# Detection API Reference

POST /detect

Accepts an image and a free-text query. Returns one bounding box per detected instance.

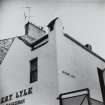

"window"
[30,57,38,83]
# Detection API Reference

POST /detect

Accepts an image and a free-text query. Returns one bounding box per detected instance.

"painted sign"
[62,70,76,79]
[0,87,32,105]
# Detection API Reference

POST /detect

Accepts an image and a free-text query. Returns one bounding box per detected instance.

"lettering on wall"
[0,87,33,105]
[62,70,76,78]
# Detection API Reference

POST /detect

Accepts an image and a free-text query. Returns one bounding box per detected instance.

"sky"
[0,0,105,58]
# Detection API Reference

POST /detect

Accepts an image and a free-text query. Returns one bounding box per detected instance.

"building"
[0,18,105,105]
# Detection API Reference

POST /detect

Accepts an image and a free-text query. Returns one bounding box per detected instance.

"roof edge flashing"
[64,33,105,63]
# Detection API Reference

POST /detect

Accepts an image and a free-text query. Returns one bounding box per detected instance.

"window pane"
[30,57,38,83]
[30,71,37,83]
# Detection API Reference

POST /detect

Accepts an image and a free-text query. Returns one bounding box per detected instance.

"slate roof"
[18,35,36,47]
[0,34,47,64]
[0,38,15,64]
[0,22,45,65]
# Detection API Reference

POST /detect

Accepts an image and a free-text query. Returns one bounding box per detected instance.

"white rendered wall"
[54,18,105,102]
[30,29,59,105]
[0,31,59,105]
[0,38,31,97]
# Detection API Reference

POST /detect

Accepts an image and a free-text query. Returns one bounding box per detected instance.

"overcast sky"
[0,0,105,58]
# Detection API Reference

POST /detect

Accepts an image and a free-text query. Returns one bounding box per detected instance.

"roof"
[0,38,15,64]
[25,22,46,35]
[0,33,48,65]
[0,35,36,64]
[0,22,47,65]
[64,33,105,63]
[0,33,105,65]
[47,17,105,62]
[0,18,105,65]
[18,35,36,47]
[19,34,48,48]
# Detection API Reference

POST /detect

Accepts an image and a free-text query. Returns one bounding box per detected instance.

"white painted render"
[0,24,59,105]
[0,18,105,105]
[54,18,105,102]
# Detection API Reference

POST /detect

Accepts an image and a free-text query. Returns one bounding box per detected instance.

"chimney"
[85,44,92,51]
[47,17,59,31]
[24,22,46,39]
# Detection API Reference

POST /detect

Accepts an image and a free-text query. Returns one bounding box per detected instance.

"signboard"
[0,87,32,105]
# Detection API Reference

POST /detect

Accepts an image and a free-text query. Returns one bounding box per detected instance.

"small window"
[30,57,38,83]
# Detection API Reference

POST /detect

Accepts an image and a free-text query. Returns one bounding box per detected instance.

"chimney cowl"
[85,44,92,51]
